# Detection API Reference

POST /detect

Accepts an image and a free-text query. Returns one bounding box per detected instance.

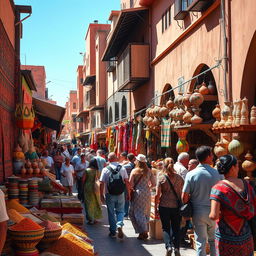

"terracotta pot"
[38,160,44,169]
[27,168,33,175]
[207,80,216,95]
[153,106,161,117]
[191,113,203,124]
[159,106,169,117]
[34,168,40,175]
[183,110,193,124]
[240,97,249,125]
[174,93,183,107]
[152,117,161,127]
[199,82,209,95]
[250,106,256,125]
[212,104,221,120]
[176,139,189,154]
[148,107,154,117]
[143,116,148,125]
[214,142,228,157]
[189,89,204,107]
[147,117,154,126]
[232,101,237,127]
[228,137,244,157]
[176,108,186,122]
[21,167,26,175]
[242,151,256,178]
[166,99,175,110]
[31,161,38,169]
[183,92,192,108]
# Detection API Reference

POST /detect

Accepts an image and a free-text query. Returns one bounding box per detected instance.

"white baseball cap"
[136,154,147,163]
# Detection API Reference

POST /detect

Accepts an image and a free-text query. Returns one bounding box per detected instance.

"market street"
[85,205,197,256]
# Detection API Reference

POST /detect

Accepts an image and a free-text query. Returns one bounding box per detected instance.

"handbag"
[130,174,143,201]
[164,175,193,218]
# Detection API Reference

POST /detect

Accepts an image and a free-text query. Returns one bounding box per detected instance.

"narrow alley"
[85,206,197,256]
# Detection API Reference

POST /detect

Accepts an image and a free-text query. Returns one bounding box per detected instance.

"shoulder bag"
[130,174,143,201]
[164,175,193,218]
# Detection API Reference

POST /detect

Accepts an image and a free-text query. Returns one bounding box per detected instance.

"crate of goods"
[149,195,162,239]
[40,198,61,213]
[28,179,39,206]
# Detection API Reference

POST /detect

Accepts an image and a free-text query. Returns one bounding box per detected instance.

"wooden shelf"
[212,125,256,134]
[172,123,213,131]
[203,95,218,101]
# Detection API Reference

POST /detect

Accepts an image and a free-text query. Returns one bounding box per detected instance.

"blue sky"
[15,0,120,106]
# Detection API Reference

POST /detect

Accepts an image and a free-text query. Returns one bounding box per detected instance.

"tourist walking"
[53,150,64,180]
[75,154,88,200]
[71,147,81,166]
[129,154,156,240]
[209,154,256,256]
[123,153,136,218]
[95,149,107,172]
[188,159,199,172]
[82,158,102,224]
[155,157,184,256]
[182,146,221,256]
[174,152,189,180]
[60,157,74,196]
[99,152,130,238]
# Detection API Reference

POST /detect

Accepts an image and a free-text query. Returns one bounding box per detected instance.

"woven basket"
[8,228,45,249]
[38,228,62,250]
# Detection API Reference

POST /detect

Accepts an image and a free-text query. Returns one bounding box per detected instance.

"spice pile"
[6,199,30,213]
[46,233,94,256]
[40,220,60,231]
[9,217,43,231]
[7,209,25,223]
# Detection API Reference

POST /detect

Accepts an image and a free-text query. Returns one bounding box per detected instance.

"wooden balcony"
[187,0,214,12]
[117,43,150,92]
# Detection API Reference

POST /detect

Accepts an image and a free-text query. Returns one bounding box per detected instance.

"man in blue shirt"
[182,146,221,256]
[95,149,107,172]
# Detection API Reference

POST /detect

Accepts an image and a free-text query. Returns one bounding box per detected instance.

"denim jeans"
[105,193,125,234]
[159,206,181,249]
[124,188,129,217]
[55,166,61,180]
[192,212,216,256]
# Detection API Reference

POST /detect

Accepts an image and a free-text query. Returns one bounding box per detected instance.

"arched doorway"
[109,106,113,124]
[121,96,127,119]
[160,83,175,105]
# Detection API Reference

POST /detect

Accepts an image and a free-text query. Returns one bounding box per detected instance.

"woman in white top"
[61,157,74,196]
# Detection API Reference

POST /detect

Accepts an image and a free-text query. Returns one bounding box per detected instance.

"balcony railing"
[187,0,214,12]
[117,43,150,92]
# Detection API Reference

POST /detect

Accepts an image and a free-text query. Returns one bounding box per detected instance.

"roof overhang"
[32,97,66,133]
[21,70,37,91]
[90,105,104,111]
[102,7,148,61]
[83,75,96,86]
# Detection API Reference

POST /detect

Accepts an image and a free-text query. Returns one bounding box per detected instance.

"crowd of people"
[0,142,256,256]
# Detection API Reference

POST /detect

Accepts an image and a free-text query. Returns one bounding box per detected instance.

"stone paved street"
[84,205,197,256]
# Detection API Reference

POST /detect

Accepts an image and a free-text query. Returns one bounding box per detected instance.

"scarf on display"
[132,122,137,154]
[135,121,143,154]
[128,121,133,153]
[123,123,129,153]
[161,117,171,148]
[108,127,115,153]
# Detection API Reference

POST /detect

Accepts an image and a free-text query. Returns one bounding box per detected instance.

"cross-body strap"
[164,174,180,202]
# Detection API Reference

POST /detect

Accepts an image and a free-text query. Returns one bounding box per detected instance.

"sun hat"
[136,154,147,163]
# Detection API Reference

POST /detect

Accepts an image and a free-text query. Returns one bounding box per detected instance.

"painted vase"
[159,106,169,117]
[176,139,189,154]
[191,113,203,124]
[250,105,256,125]
[222,102,232,128]
[214,142,228,158]
[212,104,221,120]
[240,97,249,125]
[242,151,256,178]
[183,92,192,108]
[183,109,193,124]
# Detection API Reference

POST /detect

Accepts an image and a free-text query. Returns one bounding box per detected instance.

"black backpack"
[107,165,126,195]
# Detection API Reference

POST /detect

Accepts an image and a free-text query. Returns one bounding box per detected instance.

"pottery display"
[207,80,216,95]
[25,160,31,169]
[250,106,256,125]
[235,99,242,127]
[199,82,209,95]
[34,168,40,175]
[21,167,26,175]
[13,160,24,175]
[214,141,228,157]
[212,104,221,120]
[183,109,193,124]
[221,102,232,128]
[240,97,249,125]
[191,113,203,124]
[27,168,33,175]
[228,137,244,157]
[159,106,169,117]
[152,117,161,127]
[174,93,183,107]
[232,101,237,127]
[189,89,204,107]
[242,151,256,178]
[183,92,192,108]
[166,99,174,110]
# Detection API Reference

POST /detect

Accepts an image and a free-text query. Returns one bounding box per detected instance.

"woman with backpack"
[82,158,102,225]
[129,154,156,240]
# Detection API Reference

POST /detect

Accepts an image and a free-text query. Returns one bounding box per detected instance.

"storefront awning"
[32,97,66,133]
[83,75,96,85]
[102,7,148,61]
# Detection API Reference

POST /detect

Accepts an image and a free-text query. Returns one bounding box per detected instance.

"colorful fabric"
[132,122,137,153]
[108,128,115,153]
[129,171,155,233]
[161,118,171,148]
[83,168,102,221]
[210,180,256,256]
